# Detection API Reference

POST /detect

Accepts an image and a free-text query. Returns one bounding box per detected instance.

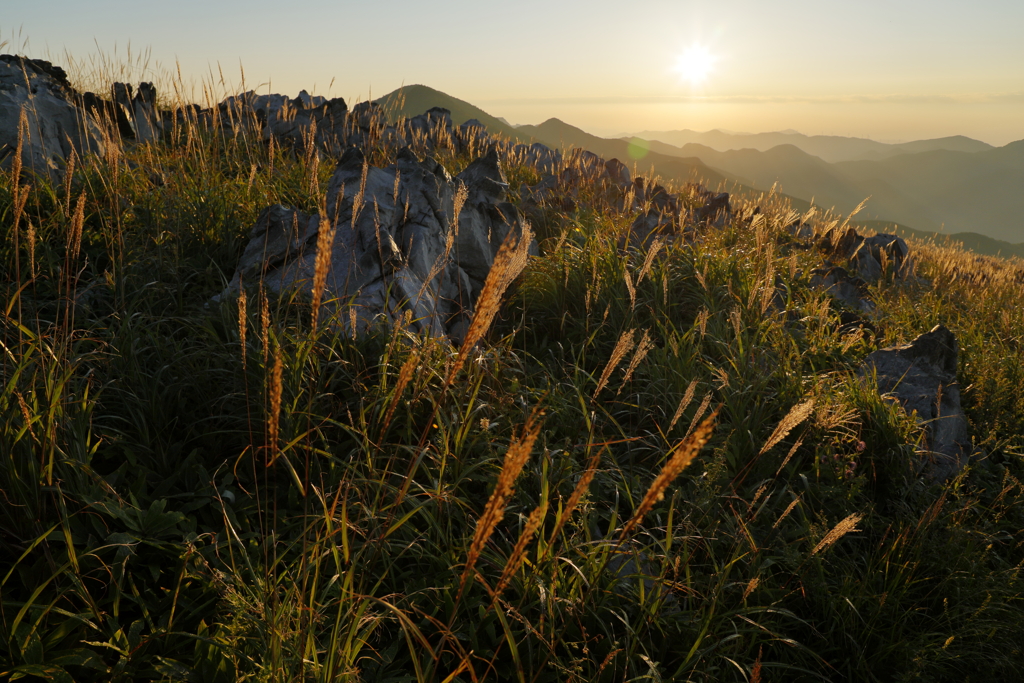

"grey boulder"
[217,146,536,339]
[0,55,106,181]
[859,324,972,480]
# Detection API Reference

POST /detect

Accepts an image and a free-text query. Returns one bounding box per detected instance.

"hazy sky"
[6,0,1024,144]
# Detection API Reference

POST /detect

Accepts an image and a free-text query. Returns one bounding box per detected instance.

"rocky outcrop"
[819,226,913,283]
[809,266,874,313]
[859,324,972,480]
[216,146,536,340]
[688,187,731,227]
[217,90,351,153]
[0,54,107,181]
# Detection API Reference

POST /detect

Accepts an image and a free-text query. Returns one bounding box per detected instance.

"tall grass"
[0,52,1023,683]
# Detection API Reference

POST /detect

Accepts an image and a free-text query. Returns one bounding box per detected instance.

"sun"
[673,45,717,85]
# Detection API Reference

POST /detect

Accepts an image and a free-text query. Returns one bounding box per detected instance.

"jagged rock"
[217,146,536,338]
[604,158,632,188]
[836,309,877,336]
[406,107,452,141]
[859,325,972,480]
[0,54,107,181]
[520,142,562,174]
[621,209,677,250]
[692,190,731,227]
[786,220,816,241]
[457,119,490,153]
[219,90,350,152]
[851,233,912,281]
[809,265,874,313]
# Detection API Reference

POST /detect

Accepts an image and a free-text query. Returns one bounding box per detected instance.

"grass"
[1,54,1024,682]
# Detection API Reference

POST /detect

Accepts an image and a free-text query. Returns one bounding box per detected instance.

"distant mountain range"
[629,129,994,163]
[376,85,1024,253]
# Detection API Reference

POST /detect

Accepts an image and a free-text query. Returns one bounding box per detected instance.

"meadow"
[2,56,1024,682]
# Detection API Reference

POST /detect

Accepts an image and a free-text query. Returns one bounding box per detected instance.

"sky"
[5,0,1024,145]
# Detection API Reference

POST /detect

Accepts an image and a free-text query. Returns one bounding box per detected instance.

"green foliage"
[2,84,1023,683]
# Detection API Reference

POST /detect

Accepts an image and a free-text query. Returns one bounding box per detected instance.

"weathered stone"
[693,191,731,227]
[217,146,536,339]
[622,210,676,250]
[852,233,912,280]
[809,265,874,313]
[852,249,883,281]
[604,158,632,188]
[859,325,972,480]
[0,54,106,181]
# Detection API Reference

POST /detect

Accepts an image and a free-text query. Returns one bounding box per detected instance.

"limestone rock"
[0,54,106,181]
[859,325,972,480]
[809,266,874,313]
[851,233,912,281]
[692,190,731,227]
[217,146,536,339]
[603,158,632,188]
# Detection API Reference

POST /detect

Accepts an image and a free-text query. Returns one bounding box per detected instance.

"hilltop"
[2,55,1024,682]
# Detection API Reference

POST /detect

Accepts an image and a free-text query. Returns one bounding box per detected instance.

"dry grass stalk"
[838,197,870,233]
[730,307,743,339]
[69,194,86,263]
[15,391,34,443]
[623,268,636,309]
[260,289,270,365]
[773,496,801,529]
[775,435,805,476]
[547,451,601,545]
[811,512,863,555]
[695,266,707,291]
[267,346,284,466]
[760,399,815,455]
[593,329,635,399]
[620,408,719,539]
[310,213,337,335]
[237,282,247,369]
[416,182,467,301]
[742,576,760,600]
[26,221,36,281]
[618,329,653,393]
[382,348,420,433]
[11,108,25,187]
[668,379,698,432]
[636,237,664,285]
[759,264,778,315]
[267,134,275,178]
[696,308,709,339]
[459,409,543,594]
[11,112,28,277]
[445,224,533,386]
[686,392,713,437]
[63,149,77,218]
[490,498,548,606]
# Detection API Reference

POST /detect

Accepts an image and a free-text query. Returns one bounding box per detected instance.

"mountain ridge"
[374,84,1024,248]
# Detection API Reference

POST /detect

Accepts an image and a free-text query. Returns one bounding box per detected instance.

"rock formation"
[216,146,536,340]
[809,265,874,313]
[859,324,972,480]
[0,55,106,181]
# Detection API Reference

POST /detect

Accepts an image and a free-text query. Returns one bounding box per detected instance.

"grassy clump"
[1,65,1024,683]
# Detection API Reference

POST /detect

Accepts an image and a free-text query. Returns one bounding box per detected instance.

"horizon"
[6,0,1024,147]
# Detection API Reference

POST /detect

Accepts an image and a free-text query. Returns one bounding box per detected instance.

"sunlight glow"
[673,45,717,85]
